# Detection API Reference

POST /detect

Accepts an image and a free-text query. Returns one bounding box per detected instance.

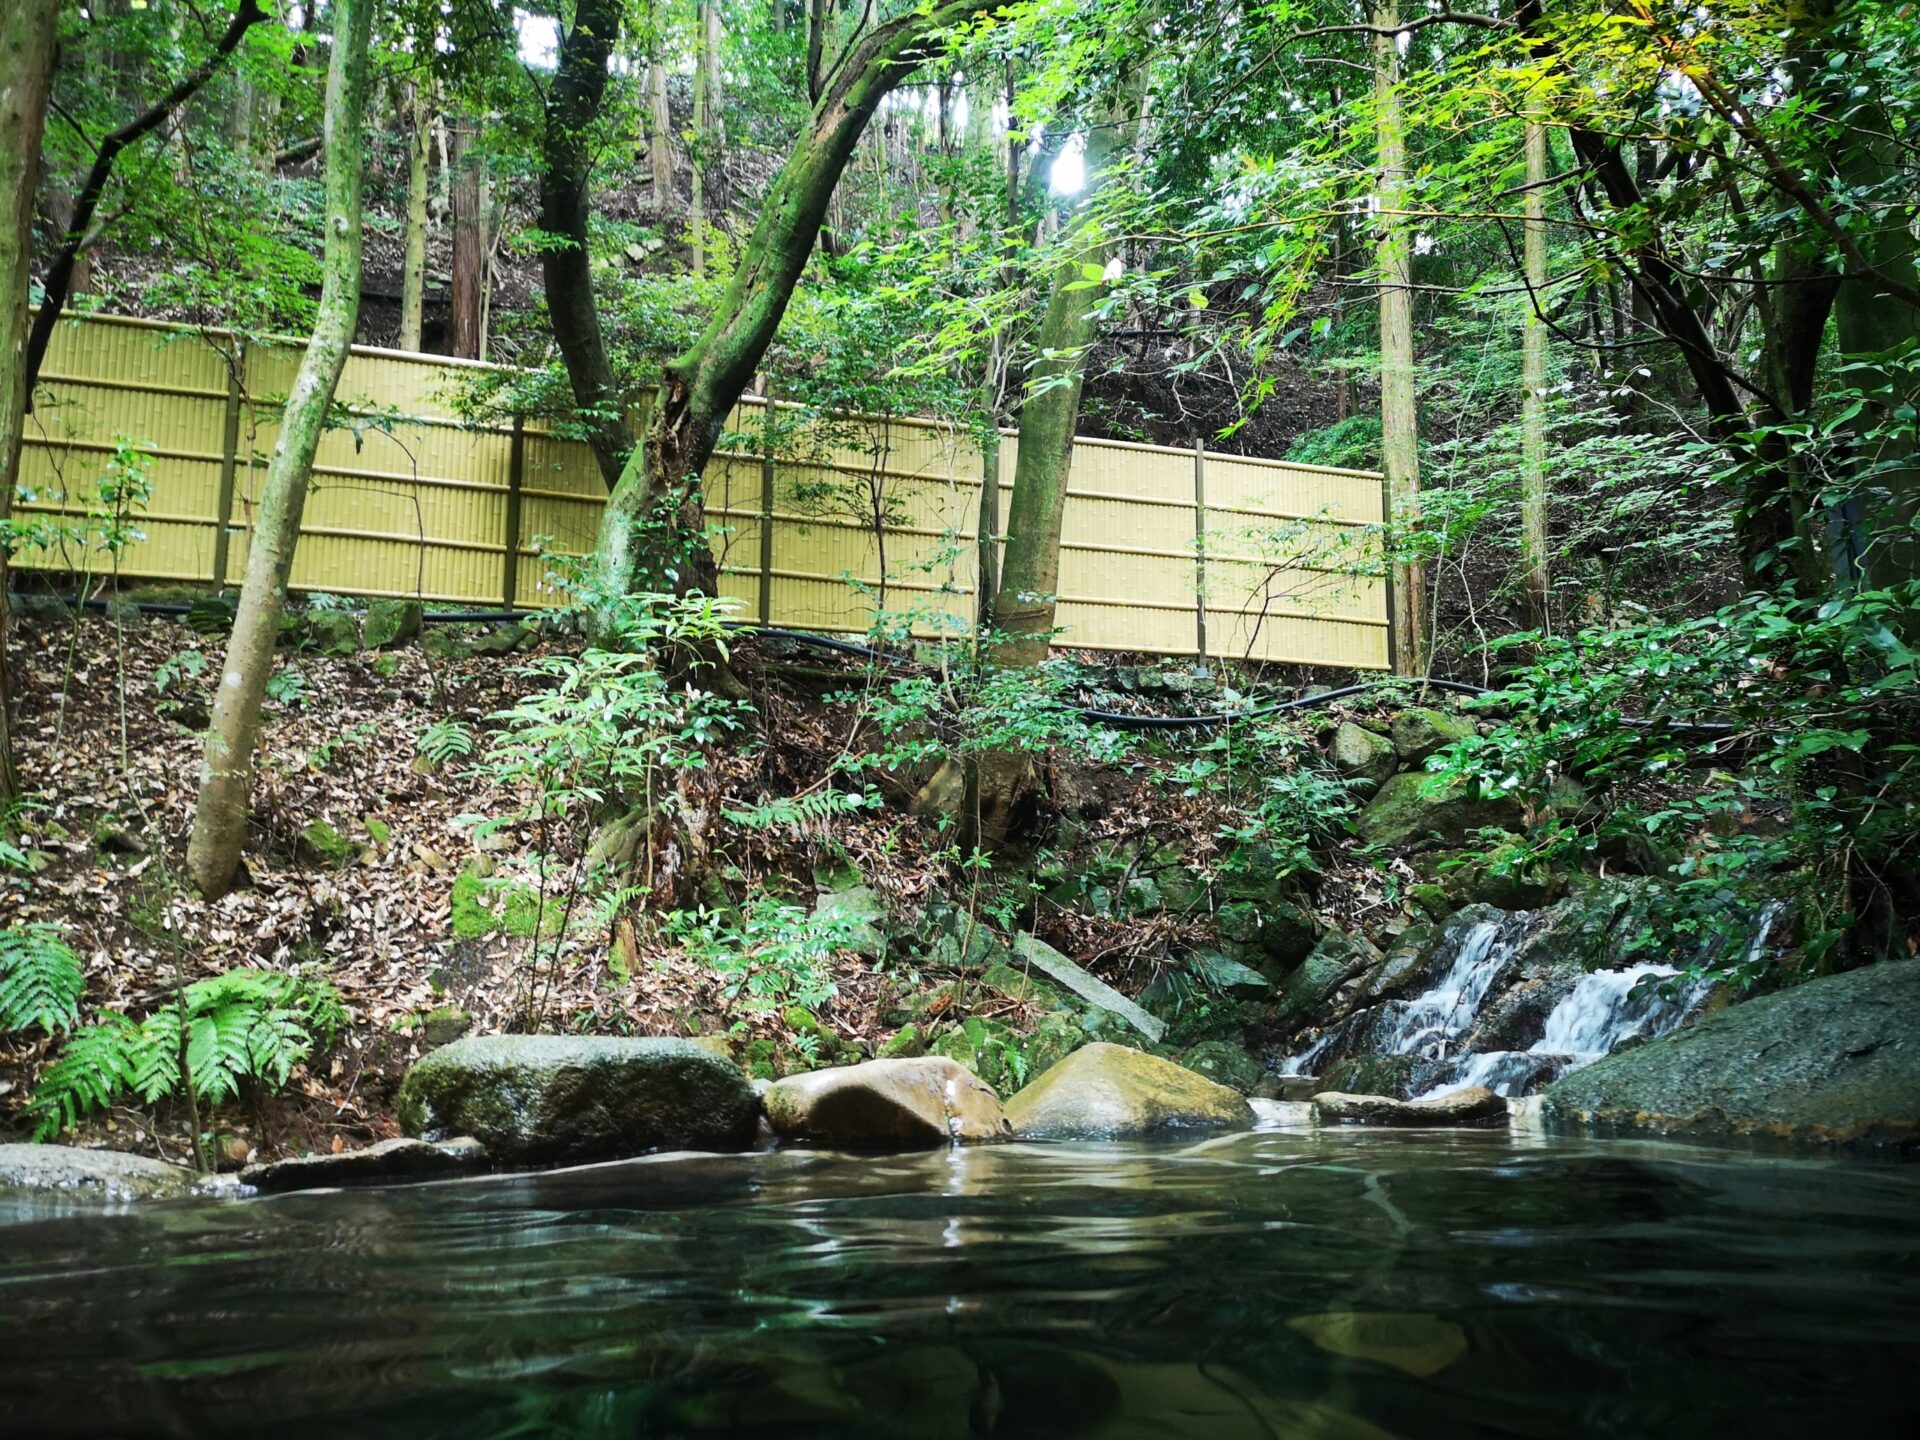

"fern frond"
[28,1015,139,1139]
[0,923,86,1036]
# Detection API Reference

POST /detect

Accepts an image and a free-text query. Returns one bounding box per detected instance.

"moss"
[449,871,549,939]
[297,820,354,869]
[876,1023,925,1060]
[362,816,392,849]
[371,653,402,679]
[362,598,423,649]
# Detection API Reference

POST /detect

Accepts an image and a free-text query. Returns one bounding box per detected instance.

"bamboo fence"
[15,311,1391,668]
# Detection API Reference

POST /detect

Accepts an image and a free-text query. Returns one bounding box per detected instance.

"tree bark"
[0,0,62,806]
[187,0,372,900]
[1519,115,1551,631]
[1375,0,1428,674]
[447,118,485,360]
[595,0,996,603]
[991,76,1147,667]
[539,0,626,484]
[398,79,431,352]
[647,59,674,207]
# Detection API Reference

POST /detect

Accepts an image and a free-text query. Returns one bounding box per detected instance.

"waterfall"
[1421,962,1706,1099]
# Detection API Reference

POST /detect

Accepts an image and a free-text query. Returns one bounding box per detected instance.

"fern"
[722,788,878,832]
[0,923,86,1037]
[416,717,479,768]
[28,969,345,1140]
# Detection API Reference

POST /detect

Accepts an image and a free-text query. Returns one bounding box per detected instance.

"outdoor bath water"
[2,1120,1915,1438]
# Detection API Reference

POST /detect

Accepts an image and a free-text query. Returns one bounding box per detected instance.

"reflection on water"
[2,1129,1915,1438]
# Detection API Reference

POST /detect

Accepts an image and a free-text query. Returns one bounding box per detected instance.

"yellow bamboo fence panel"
[16,312,1389,668]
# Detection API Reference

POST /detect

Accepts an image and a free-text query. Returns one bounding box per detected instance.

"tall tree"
[594,0,997,604]
[188,0,374,899]
[1519,113,1550,630]
[0,0,63,806]
[398,77,432,352]
[448,117,486,360]
[991,73,1148,667]
[1374,0,1427,675]
[539,0,626,483]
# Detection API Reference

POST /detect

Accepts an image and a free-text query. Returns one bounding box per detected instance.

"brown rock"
[1312,1087,1508,1127]
[763,1057,1012,1150]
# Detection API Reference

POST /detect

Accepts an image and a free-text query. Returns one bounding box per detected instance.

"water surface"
[3,1124,1915,1437]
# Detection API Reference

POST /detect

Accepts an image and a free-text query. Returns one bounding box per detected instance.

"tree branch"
[25,0,269,404]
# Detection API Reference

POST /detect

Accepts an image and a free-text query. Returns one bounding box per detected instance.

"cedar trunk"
[1375,0,1428,675]
[0,0,62,805]
[398,79,431,352]
[187,0,373,899]
[1519,117,1551,630]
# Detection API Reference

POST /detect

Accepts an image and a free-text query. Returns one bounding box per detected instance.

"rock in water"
[1312,1087,1507,1127]
[763,1057,1012,1149]
[397,1035,760,1164]
[0,1144,196,1201]
[240,1137,488,1194]
[1543,959,1920,1154]
[1005,1042,1255,1140]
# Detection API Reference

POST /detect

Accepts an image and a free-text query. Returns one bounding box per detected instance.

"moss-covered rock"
[419,1005,472,1047]
[1004,1042,1255,1140]
[1543,958,1920,1154]
[763,1057,1012,1149]
[301,610,362,656]
[1179,1039,1267,1095]
[1184,949,1272,1000]
[1276,930,1384,1022]
[1355,772,1524,849]
[1314,1054,1419,1099]
[1313,1086,1506,1127]
[362,598,423,649]
[1389,707,1477,766]
[1329,721,1398,798]
[876,1024,926,1060]
[240,1137,487,1194]
[396,1034,760,1164]
[449,872,548,939]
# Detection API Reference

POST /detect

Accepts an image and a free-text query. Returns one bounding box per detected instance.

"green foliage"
[721,789,880,834]
[30,969,346,1140]
[152,649,209,696]
[1428,580,1920,980]
[265,664,311,706]
[666,895,854,1015]
[416,717,480,768]
[0,924,87,1038]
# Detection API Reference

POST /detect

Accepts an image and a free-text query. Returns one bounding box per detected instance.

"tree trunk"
[447,118,485,361]
[1519,115,1551,631]
[187,0,372,900]
[647,59,674,207]
[595,1,996,603]
[398,79,431,352]
[691,2,723,278]
[539,0,627,485]
[0,0,62,807]
[1375,0,1427,675]
[991,75,1146,668]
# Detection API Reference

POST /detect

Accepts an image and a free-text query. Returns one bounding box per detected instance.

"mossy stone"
[362,598,423,649]
[297,819,354,869]
[1388,707,1477,766]
[449,872,548,939]
[419,1005,473,1047]
[1179,1039,1267,1095]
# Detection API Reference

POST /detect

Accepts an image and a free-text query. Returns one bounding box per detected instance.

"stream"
[3,1121,1915,1437]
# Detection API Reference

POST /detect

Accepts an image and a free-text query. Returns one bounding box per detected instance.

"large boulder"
[1543,959,1920,1154]
[1388,707,1477,766]
[1313,1054,1420,1099]
[1005,1042,1255,1140]
[1313,1087,1507,1127]
[0,1144,196,1201]
[1329,722,1398,798]
[397,1035,760,1165]
[763,1057,1011,1149]
[1355,772,1523,849]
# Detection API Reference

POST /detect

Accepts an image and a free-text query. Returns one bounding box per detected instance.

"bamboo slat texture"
[16,312,1390,668]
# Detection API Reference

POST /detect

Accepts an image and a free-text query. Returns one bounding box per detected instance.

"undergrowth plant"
[665,895,858,1015]
[29,969,346,1147]
[0,923,87,1038]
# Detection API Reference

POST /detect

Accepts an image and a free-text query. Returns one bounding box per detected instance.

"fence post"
[502,419,525,609]
[210,339,245,591]
[758,389,777,626]
[1192,436,1209,662]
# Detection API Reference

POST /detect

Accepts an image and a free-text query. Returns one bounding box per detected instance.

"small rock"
[813,880,887,960]
[1313,1054,1420,1099]
[240,1137,488,1194]
[1355,772,1524,849]
[1013,932,1165,1043]
[763,1058,1012,1149]
[0,1144,196,1201]
[1005,1042,1254,1140]
[1179,1039,1267,1095]
[419,1005,472,1047]
[876,1024,926,1060]
[473,622,532,657]
[1312,1087,1507,1126]
[297,819,354,868]
[1276,931,1383,1022]
[1184,949,1272,1000]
